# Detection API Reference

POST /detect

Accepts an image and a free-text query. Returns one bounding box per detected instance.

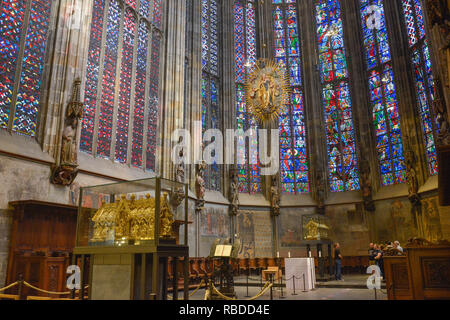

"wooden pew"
[384,255,413,300]
[248,258,258,275]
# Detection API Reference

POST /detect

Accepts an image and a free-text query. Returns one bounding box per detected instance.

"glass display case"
[302,214,331,241]
[75,177,188,248]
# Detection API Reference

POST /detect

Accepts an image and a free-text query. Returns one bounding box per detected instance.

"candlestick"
[277,251,280,258]
[288,252,291,258]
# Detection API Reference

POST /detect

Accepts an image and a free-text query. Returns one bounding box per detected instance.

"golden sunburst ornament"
[245,59,291,125]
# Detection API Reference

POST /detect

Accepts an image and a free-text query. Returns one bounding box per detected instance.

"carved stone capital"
[50,164,79,186]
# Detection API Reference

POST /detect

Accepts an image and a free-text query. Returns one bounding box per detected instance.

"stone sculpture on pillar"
[360,159,375,212]
[315,172,326,215]
[270,176,280,217]
[229,165,239,217]
[433,86,450,146]
[195,161,207,213]
[51,79,83,186]
[424,0,450,136]
[405,147,420,205]
[171,146,186,209]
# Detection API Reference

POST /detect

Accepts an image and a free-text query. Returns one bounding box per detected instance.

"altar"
[285,258,316,292]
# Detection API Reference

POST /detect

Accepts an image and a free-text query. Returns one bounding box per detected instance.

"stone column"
[187,0,202,189]
[301,0,329,205]
[385,1,430,186]
[42,0,94,162]
[343,0,379,203]
[159,0,186,179]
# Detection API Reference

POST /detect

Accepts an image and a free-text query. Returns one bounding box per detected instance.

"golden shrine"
[73,177,190,300]
[91,192,174,245]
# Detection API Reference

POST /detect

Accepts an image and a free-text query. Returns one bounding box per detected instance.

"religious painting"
[326,204,370,256]
[373,198,416,245]
[198,205,230,257]
[389,199,416,243]
[200,207,229,238]
[278,208,314,248]
[422,197,443,242]
[236,210,255,258]
[252,211,273,257]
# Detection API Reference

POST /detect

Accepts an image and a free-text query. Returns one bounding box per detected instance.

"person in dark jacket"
[334,243,343,281]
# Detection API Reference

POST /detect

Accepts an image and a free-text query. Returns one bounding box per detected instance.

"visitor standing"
[394,241,403,253]
[334,243,343,281]
[368,243,376,266]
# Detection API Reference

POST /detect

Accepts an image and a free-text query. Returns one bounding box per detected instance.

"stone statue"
[425,0,450,140]
[51,79,83,186]
[434,91,450,145]
[270,176,280,216]
[229,166,239,216]
[175,147,185,184]
[195,161,206,200]
[405,148,420,205]
[360,159,375,211]
[171,146,186,209]
[195,161,206,214]
[316,172,326,214]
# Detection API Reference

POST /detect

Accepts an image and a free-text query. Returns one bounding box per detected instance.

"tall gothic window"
[80,0,163,171]
[315,0,360,192]
[273,0,310,194]
[360,0,406,186]
[202,0,222,191]
[234,0,261,194]
[401,0,438,175]
[0,0,54,137]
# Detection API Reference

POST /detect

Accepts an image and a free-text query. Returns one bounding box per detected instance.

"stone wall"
[0,209,12,287]
[0,153,113,286]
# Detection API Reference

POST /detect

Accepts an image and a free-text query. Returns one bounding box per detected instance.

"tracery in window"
[273,0,310,194]
[80,0,163,171]
[202,0,222,191]
[234,0,261,194]
[315,0,360,192]
[0,0,54,137]
[401,0,438,175]
[360,0,406,186]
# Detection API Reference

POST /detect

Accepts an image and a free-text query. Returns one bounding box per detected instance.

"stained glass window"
[315,0,360,192]
[273,0,309,194]
[81,0,163,171]
[115,9,136,164]
[202,0,222,191]
[0,0,54,137]
[97,0,121,158]
[360,0,406,186]
[234,0,261,194]
[401,0,438,175]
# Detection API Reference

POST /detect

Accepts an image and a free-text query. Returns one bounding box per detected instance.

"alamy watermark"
[171,122,280,176]
[365,5,383,31]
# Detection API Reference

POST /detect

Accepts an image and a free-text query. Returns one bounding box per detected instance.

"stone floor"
[173,274,388,300]
[181,286,387,300]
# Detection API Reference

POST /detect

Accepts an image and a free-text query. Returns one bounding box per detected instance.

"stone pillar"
[187,0,202,189]
[343,0,379,202]
[160,0,186,179]
[301,0,329,204]
[385,1,432,185]
[223,0,237,203]
[42,0,94,161]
